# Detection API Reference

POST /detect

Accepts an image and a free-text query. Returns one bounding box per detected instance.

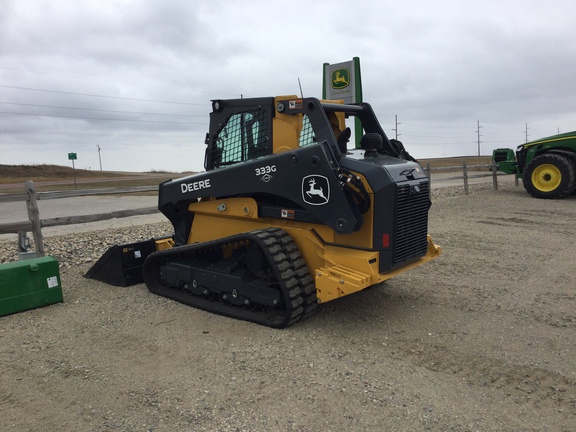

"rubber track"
[142,228,317,328]
[268,228,318,319]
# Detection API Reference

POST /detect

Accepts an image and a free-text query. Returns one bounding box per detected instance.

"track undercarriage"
[143,228,317,328]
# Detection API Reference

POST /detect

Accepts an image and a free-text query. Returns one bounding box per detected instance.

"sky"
[1,0,575,173]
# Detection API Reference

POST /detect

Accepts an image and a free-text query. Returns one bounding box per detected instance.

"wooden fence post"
[463,162,469,195]
[24,180,45,257]
[492,161,499,190]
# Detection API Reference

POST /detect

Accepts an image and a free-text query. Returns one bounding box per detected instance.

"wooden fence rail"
[424,161,517,195]
[0,181,159,257]
[0,164,517,257]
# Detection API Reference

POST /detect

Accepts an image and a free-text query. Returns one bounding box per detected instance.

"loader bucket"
[84,239,157,287]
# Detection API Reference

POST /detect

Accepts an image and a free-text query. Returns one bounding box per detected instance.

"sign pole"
[352,57,363,147]
[72,159,77,189]
[68,152,78,189]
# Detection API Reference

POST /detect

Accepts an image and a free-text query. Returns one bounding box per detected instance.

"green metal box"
[0,256,63,317]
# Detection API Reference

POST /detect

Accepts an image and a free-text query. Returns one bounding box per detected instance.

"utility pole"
[97,144,102,171]
[475,120,482,156]
[392,115,401,140]
[525,123,529,143]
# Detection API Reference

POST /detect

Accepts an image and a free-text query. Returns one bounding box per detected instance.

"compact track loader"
[87,95,441,328]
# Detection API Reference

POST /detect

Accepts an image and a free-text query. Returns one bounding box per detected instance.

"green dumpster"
[0,256,63,316]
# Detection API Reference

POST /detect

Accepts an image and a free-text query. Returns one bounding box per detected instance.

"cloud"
[1,0,575,171]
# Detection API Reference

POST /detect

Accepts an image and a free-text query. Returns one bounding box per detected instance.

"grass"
[0,164,192,194]
[0,164,124,182]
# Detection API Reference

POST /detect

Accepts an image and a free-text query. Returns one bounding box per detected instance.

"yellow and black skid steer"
[86,95,441,328]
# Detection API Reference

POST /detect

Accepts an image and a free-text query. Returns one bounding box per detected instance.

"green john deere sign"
[323,57,363,147]
[322,57,361,104]
[331,68,350,89]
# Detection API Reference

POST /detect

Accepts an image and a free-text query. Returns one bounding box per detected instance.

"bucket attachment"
[85,239,157,287]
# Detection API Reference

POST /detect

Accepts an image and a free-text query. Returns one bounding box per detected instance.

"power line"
[0,111,206,124]
[0,101,205,117]
[401,121,475,130]
[0,128,201,137]
[0,84,209,106]
[0,65,238,97]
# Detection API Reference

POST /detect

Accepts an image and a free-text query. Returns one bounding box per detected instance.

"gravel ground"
[1,181,575,431]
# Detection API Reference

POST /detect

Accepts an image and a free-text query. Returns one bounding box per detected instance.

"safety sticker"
[47,276,59,289]
[281,209,295,219]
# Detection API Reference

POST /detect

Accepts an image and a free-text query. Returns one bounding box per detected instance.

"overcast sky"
[1,0,575,172]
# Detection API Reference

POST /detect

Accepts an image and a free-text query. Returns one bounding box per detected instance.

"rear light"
[382,233,390,248]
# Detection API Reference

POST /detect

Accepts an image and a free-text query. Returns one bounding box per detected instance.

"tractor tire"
[522,153,576,199]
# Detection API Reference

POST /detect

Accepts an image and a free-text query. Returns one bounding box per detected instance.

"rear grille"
[394,181,430,264]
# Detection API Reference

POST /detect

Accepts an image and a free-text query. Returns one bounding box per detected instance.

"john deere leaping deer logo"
[302,175,330,205]
[331,68,350,89]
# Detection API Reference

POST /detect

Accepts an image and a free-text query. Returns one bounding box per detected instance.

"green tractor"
[493,131,576,199]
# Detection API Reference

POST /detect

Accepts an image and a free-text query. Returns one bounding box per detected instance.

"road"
[0,195,164,241]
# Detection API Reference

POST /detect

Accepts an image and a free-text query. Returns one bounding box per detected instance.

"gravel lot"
[1,181,575,431]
